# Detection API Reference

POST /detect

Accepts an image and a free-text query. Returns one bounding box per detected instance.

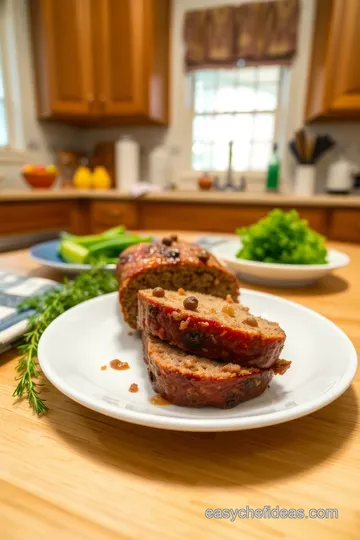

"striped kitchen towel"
[0,271,57,354]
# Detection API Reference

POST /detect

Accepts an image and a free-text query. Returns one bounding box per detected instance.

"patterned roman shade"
[184,0,299,71]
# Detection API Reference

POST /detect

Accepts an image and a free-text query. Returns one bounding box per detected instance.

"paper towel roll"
[115,136,140,191]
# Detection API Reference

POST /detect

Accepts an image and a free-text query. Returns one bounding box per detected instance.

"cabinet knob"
[87,94,95,103]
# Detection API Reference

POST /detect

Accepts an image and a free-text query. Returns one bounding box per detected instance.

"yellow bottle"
[92,166,111,190]
[73,165,92,190]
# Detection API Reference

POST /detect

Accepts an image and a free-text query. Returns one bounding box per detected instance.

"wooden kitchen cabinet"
[0,201,80,236]
[90,201,138,233]
[138,203,328,235]
[30,0,95,118]
[306,0,360,122]
[30,0,170,125]
[95,0,170,123]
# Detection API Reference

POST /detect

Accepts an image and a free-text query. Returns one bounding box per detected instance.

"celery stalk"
[59,240,89,264]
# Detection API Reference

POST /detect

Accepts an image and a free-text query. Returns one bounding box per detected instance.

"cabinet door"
[31,0,95,117]
[96,0,148,117]
[326,0,360,113]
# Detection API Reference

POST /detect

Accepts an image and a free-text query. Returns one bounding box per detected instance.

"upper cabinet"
[305,0,360,122]
[30,0,170,125]
[30,0,94,117]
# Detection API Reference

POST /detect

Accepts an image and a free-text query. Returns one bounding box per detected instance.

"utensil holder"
[294,165,316,196]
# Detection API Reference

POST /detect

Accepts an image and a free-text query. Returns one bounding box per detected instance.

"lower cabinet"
[0,201,78,235]
[90,201,138,232]
[1,198,360,243]
[137,203,328,235]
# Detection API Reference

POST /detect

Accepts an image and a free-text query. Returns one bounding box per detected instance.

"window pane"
[212,143,230,171]
[233,114,254,142]
[238,67,257,84]
[214,70,238,113]
[250,142,272,170]
[253,114,275,141]
[233,142,251,171]
[193,115,214,142]
[212,114,234,143]
[0,64,4,99]
[256,82,278,111]
[195,70,217,88]
[0,101,8,146]
[194,88,217,113]
[194,71,217,113]
[192,141,212,171]
[236,85,257,112]
[0,43,8,146]
[258,66,281,83]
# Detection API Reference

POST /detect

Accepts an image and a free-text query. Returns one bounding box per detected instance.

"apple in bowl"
[22,164,58,189]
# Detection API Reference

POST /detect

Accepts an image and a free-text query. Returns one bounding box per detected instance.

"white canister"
[115,136,140,192]
[294,165,316,196]
[149,146,169,189]
[326,158,354,194]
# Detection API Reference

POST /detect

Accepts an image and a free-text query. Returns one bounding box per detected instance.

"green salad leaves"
[236,209,328,265]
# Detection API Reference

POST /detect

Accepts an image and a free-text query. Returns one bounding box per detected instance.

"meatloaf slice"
[117,239,240,329]
[138,289,286,368]
[143,333,291,408]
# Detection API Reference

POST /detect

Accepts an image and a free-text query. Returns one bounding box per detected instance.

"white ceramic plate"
[37,290,357,432]
[211,239,350,287]
[29,240,115,275]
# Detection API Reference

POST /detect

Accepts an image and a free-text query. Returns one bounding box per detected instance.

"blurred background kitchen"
[1,0,360,243]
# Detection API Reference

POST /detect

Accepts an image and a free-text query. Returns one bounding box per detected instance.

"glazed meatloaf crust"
[138,289,286,368]
[143,333,291,408]
[117,238,240,329]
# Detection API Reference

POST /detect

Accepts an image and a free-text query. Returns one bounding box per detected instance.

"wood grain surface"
[0,234,359,540]
[2,189,360,207]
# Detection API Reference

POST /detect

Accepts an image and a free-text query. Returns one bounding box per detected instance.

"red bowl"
[22,172,58,189]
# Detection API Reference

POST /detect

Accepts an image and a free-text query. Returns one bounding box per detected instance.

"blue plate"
[29,240,116,274]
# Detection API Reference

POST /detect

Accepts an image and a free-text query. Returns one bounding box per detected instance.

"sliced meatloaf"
[117,238,240,329]
[143,333,291,408]
[138,289,286,368]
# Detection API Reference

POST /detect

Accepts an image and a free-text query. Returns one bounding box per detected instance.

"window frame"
[0,0,28,164]
[190,66,286,174]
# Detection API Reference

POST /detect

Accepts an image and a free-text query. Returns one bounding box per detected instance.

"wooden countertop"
[1,236,359,540]
[2,188,360,207]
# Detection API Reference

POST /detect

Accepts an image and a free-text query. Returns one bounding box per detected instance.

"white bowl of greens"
[210,210,350,287]
[30,226,152,274]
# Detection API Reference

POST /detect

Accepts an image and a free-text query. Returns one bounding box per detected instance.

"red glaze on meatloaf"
[117,239,240,329]
[138,289,286,368]
[143,333,291,408]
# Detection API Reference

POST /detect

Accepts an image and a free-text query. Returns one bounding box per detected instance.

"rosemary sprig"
[13,268,118,415]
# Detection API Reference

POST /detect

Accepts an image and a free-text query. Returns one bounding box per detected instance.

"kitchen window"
[0,0,28,162]
[0,36,8,147]
[192,66,285,172]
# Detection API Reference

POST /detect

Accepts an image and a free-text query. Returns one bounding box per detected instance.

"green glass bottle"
[266,143,280,192]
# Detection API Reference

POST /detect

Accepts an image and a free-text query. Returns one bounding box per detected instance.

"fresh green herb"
[236,209,328,265]
[13,268,118,415]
